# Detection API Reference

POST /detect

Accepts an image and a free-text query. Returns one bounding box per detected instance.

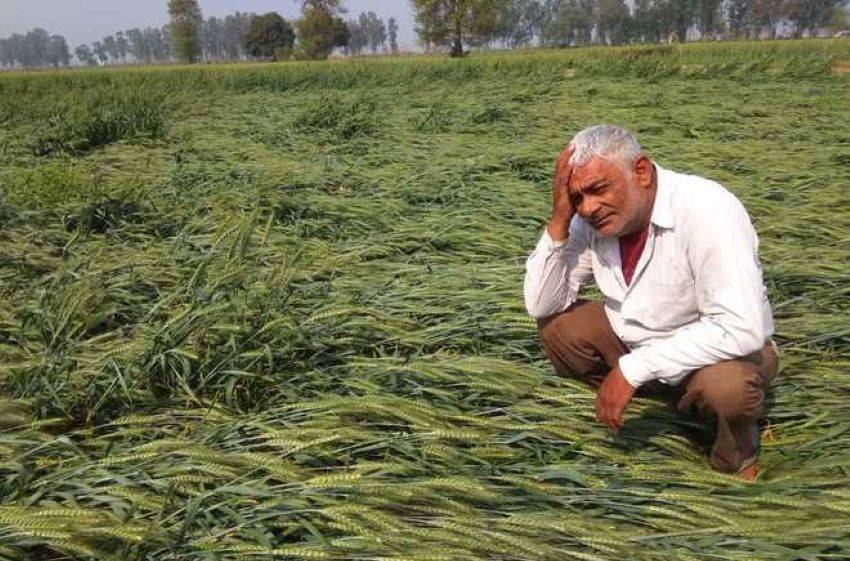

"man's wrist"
[547,215,572,242]
[618,353,655,388]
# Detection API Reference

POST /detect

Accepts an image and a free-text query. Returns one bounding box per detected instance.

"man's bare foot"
[737,461,759,482]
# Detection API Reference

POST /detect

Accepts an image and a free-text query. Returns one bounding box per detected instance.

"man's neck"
[641,164,659,229]
[623,164,658,238]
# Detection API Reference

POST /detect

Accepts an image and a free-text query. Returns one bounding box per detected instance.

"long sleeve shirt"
[523,163,774,388]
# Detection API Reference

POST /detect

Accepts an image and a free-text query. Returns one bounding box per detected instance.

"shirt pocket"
[632,266,699,332]
[591,249,623,301]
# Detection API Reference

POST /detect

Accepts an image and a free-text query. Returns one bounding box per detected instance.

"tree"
[157,26,173,61]
[5,35,25,67]
[596,0,632,44]
[632,0,661,42]
[347,16,369,55]
[74,44,97,65]
[541,0,595,47]
[25,28,52,67]
[93,41,108,65]
[410,0,500,56]
[726,0,753,38]
[784,0,844,37]
[388,17,400,53]
[116,31,129,62]
[296,0,349,59]
[696,0,724,38]
[492,0,544,48]
[6,34,26,67]
[125,28,147,62]
[660,0,698,41]
[0,39,12,67]
[245,12,295,60]
[115,31,130,63]
[103,34,119,62]
[365,12,388,53]
[47,35,70,67]
[222,13,253,60]
[301,0,343,10]
[358,12,371,49]
[168,0,203,63]
[0,29,70,68]
[829,0,850,31]
[751,0,782,38]
[202,17,224,61]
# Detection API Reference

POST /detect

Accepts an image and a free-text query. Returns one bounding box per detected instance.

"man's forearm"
[547,213,572,242]
[618,313,765,388]
[523,226,592,319]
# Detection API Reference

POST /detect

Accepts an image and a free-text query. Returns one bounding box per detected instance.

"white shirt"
[523,163,774,388]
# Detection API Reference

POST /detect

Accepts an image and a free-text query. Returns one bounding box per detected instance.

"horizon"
[0,1,419,52]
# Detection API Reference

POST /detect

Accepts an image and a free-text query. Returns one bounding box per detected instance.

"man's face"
[568,155,650,238]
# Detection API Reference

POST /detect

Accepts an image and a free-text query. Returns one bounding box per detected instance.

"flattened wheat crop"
[1,40,849,561]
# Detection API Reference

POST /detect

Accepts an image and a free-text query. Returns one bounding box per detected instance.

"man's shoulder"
[660,165,750,227]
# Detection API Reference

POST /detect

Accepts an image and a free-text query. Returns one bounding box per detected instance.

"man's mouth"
[591,215,613,229]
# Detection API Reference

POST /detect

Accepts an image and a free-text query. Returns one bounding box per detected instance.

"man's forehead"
[569,158,617,191]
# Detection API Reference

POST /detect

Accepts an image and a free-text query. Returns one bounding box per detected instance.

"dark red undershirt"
[619,226,650,286]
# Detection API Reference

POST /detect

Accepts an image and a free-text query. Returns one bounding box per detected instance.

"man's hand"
[547,146,575,242]
[596,366,635,433]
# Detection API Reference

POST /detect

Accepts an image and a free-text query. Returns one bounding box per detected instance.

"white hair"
[569,125,643,169]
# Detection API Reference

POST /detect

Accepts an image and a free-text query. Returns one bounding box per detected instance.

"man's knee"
[686,361,764,421]
[536,313,575,350]
[535,301,597,355]
[534,300,623,381]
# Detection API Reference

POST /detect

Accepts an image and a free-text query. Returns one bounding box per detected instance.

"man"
[524,124,778,480]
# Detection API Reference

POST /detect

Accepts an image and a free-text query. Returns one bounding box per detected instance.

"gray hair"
[569,125,643,169]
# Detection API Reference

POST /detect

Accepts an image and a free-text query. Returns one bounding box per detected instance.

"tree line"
[2,0,848,69]
[68,10,286,66]
[1,1,397,68]
[0,29,70,69]
[345,12,400,56]
[165,0,348,63]
[80,1,398,64]
[412,0,850,55]
[73,27,172,66]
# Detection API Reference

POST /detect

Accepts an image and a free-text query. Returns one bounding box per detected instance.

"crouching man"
[524,125,778,480]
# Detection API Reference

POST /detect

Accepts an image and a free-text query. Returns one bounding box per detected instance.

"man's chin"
[592,223,623,238]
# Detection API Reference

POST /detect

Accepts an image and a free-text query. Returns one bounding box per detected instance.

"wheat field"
[1,40,850,560]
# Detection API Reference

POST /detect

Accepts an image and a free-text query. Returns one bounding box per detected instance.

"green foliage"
[244,12,295,60]
[296,2,349,60]
[0,28,71,69]
[64,198,144,234]
[1,163,101,209]
[411,0,501,56]
[29,90,167,156]
[0,41,850,560]
[294,94,381,140]
[168,0,203,63]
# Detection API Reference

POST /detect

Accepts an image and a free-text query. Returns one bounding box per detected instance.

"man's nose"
[577,198,600,218]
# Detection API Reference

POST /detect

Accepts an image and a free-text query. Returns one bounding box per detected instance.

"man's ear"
[633,155,653,189]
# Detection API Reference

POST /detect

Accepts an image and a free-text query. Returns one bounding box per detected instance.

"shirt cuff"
[542,228,568,250]
[618,351,657,388]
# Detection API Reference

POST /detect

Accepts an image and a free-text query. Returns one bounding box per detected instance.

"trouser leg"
[536,303,780,473]
[536,300,628,387]
[676,343,779,473]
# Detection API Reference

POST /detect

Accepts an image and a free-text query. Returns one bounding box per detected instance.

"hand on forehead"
[568,155,622,193]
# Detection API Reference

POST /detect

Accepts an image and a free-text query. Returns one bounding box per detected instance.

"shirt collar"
[649,163,674,229]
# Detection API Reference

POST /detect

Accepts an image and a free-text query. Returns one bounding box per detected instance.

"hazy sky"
[0,1,418,50]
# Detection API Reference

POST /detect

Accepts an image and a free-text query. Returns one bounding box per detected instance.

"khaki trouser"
[536,300,779,474]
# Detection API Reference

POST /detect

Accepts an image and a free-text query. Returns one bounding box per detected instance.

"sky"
[0,1,418,51]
